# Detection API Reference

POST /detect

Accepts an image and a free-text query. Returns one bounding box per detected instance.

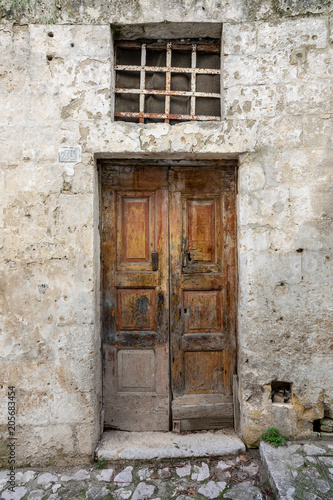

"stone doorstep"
[95,430,246,461]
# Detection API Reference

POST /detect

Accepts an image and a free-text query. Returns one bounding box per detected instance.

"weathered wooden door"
[101,162,236,432]
[101,165,169,431]
[169,166,237,432]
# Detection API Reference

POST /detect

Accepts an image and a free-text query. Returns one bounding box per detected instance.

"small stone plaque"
[58,147,81,163]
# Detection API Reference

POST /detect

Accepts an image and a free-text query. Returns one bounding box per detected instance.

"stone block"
[292,220,333,251]
[257,116,303,148]
[271,404,296,438]
[277,81,333,115]
[257,17,328,52]
[279,148,333,185]
[245,252,302,286]
[224,52,298,88]
[29,25,111,62]
[303,115,333,148]
[320,418,333,433]
[305,49,333,79]
[238,188,291,228]
[223,23,257,55]
[224,85,277,119]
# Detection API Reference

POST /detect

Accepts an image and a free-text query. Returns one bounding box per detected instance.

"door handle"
[152,252,159,271]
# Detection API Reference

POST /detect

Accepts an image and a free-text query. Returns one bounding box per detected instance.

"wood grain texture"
[101,165,169,431]
[101,162,237,432]
[170,166,237,430]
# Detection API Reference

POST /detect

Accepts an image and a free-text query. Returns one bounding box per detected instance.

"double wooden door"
[101,162,236,432]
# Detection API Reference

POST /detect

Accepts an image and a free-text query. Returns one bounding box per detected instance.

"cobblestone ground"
[260,440,333,500]
[0,450,274,500]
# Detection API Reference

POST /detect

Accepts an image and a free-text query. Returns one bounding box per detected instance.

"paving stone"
[61,469,90,482]
[287,453,304,468]
[224,481,264,499]
[37,473,58,485]
[132,482,155,500]
[1,487,27,500]
[310,478,330,493]
[241,463,259,477]
[114,466,133,487]
[0,472,8,489]
[191,462,210,481]
[176,464,191,477]
[302,444,327,455]
[303,493,318,500]
[27,490,45,500]
[16,471,36,484]
[113,488,132,500]
[158,467,170,478]
[320,456,333,467]
[218,470,231,480]
[305,466,320,479]
[175,497,193,500]
[198,480,227,499]
[47,495,59,500]
[96,469,114,482]
[137,468,152,481]
[86,486,110,500]
[58,485,87,498]
[216,460,231,471]
[51,484,61,493]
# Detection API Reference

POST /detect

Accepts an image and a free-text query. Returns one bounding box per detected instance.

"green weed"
[96,457,107,469]
[262,427,286,448]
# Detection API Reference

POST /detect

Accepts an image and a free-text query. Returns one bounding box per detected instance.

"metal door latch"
[152,252,159,271]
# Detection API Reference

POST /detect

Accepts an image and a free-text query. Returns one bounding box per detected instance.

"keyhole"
[184,308,187,314]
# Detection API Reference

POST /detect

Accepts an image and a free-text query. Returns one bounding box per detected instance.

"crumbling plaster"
[0,0,332,466]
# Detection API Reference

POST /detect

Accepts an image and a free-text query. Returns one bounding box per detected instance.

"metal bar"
[115,111,221,121]
[165,42,172,124]
[190,44,196,117]
[114,40,221,123]
[116,40,221,53]
[115,88,221,98]
[115,65,220,75]
[139,43,146,123]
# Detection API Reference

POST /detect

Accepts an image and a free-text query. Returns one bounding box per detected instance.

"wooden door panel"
[101,165,169,431]
[187,198,216,264]
[101,162,236,432]
[182,194,221,273]
[117,192,155,270]
[184,290,222,333]
[170,166,236,431]
[116,289,156,331]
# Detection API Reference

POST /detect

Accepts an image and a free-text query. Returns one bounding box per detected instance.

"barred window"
[114,40,221,124]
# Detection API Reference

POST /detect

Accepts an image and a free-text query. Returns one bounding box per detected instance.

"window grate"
[114,41,221,124]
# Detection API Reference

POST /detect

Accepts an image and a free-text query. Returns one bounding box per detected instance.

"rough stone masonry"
[0,0,332,466]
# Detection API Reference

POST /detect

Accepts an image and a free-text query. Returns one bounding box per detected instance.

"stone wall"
[0,0,332,465]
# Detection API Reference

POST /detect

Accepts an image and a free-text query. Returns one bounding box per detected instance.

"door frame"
[97,156,239,432]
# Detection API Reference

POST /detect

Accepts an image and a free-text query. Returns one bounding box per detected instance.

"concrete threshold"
[95,429,246,461]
